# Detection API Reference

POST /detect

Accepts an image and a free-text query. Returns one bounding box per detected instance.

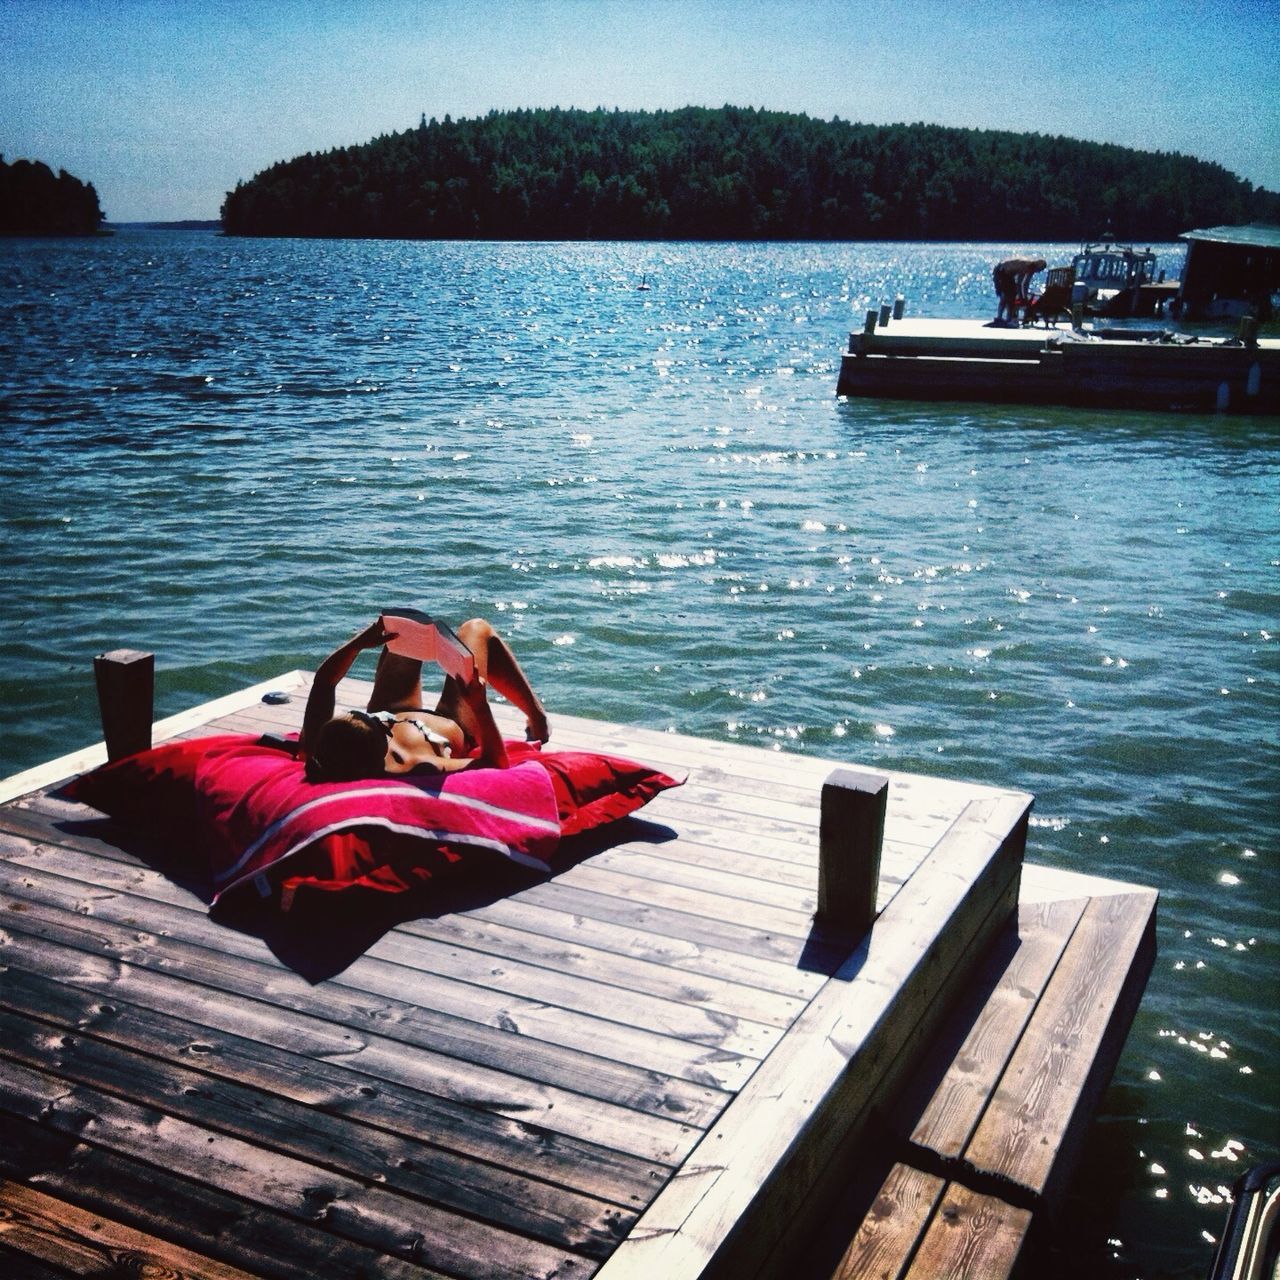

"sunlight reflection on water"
[0,231,1275,1276]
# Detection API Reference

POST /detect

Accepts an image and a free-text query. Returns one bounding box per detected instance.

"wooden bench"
[817,885,1157,1278]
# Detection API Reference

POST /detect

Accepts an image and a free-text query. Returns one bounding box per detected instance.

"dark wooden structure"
[1178,223,1280,322]
[0,670,1156,1278]
[837,315,1279,413]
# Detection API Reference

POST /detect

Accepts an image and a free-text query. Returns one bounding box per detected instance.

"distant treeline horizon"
[220,106,1280,242]
[0,156,105,235]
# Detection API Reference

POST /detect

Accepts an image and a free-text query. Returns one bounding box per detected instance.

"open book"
[379,609,476,683]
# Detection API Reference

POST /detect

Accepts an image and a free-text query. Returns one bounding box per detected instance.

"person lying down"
[301,617,550,783]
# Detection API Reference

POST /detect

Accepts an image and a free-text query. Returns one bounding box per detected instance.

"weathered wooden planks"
[0,873,708,1162]
[0,963,660,1210]
[0,669,1088,1280]
[0,1112,450,1280]
[818,887,1158,1280]
[898,897,1090,1164]
[828,1162,945,1280]
[904,1183,1032,1279]
[595,792,1030,1280]
[823,1163,1032,1280]
[0,1178,259,1280]
[0,1056,599,1279]
[961,889,1157,1210]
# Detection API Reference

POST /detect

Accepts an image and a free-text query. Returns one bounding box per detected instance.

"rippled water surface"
[1,231,1276,1276]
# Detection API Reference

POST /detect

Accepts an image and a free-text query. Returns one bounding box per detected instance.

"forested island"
[221,106,1278,242]
[1,156,105,235]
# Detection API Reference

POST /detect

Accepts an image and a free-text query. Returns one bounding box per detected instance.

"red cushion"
[191,740,560,901]
[63,734,683,909]
[62,734,253,828]
[506,741,684,835]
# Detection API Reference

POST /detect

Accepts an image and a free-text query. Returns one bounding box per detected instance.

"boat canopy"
[1072,241,1158,288]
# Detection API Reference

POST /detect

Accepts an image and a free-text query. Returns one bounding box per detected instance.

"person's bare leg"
[434,672,508,766]
[367,649,425,713]
[455,618,549,742]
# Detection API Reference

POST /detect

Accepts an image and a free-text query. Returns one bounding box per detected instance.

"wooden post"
[864,309,878,335]
[1071,280,1086,330]
[817,767,888,937]
[878,302,892,327]
[93,649,154,760]
[893,294,905,320]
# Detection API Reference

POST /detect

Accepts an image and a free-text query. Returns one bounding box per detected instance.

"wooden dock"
[0,671,1156,1279]
[836,316,1279,413]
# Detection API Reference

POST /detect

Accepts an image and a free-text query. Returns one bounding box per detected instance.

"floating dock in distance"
[0,671,1157,1279]
[837,315,1279,413]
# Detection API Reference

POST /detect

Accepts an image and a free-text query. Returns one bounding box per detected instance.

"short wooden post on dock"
[878,302,892,327]
[817,767,888,937]
[93,648,154,760]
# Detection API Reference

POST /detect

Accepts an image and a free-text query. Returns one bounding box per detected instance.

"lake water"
[1,230,1276,1277]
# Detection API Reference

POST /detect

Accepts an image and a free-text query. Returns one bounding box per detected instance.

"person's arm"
[301,619,394,750]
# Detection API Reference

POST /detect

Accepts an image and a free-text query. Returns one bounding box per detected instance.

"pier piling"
[817,767,887,937]
[93,648,154,760]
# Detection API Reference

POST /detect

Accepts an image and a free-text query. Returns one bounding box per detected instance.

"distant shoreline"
[96,225,1195,246]
[108,220,221,231]
[23,223,1197,248]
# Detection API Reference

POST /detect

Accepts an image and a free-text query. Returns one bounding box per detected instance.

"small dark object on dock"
[261,690,292,705]
[1024,283,1072,327]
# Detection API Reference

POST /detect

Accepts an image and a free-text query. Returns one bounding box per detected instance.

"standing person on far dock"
[992,256,1046,325]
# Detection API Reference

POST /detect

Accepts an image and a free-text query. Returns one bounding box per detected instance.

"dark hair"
[305,713,387,783]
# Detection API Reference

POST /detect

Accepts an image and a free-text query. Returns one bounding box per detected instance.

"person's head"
[305,712,388,783]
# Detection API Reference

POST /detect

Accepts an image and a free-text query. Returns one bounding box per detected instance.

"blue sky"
[2,0,1277,222]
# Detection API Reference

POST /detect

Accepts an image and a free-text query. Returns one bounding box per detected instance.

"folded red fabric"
[504,740,684,835]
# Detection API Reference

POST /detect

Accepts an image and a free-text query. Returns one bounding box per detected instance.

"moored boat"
[1045,234,1178,318]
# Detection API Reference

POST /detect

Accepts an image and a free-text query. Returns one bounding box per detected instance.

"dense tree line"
[221,107,1278,242]
[0,156,105,235]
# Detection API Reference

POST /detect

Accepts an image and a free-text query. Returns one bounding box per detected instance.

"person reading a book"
[301,616,550,783]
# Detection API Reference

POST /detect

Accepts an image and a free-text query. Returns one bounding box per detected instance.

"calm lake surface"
[1,230,1276,1276]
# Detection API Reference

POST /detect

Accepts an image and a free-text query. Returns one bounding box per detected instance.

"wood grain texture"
[0,1178,260,1280]
[904,1183,1031,1279]
[962,889,1157,1206]
[818,890,1157,1280]
[0,1055,595,1280]
[902,897,1089,1163]
[4,669,1115,1280]
[827,1163,944,1280]
[595,792,1030,1280]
